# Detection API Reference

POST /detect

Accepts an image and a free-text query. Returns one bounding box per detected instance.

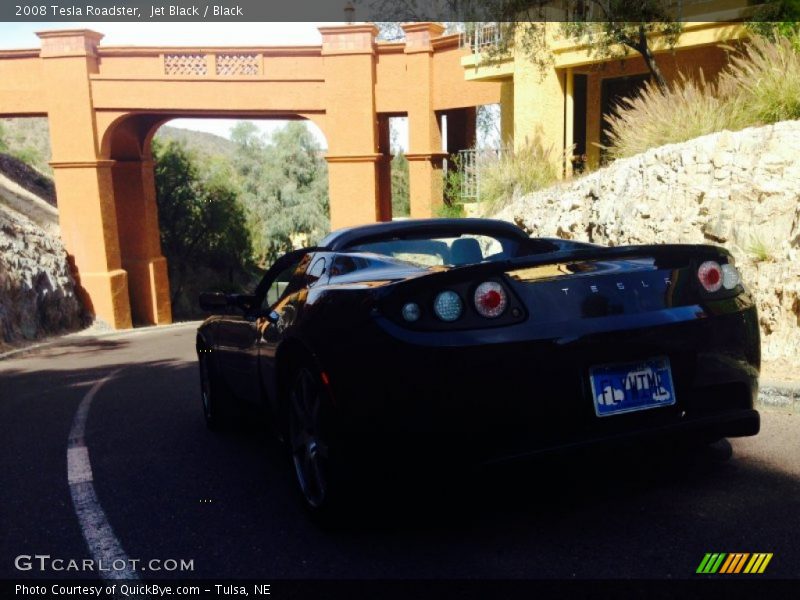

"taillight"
[721,263,741,289]
[433,291,463,322]
[401,302,421,322]
[697,261,723,292]
[474,281,508,318]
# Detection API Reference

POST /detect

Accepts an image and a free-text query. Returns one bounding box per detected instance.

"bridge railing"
[162,52,263,77]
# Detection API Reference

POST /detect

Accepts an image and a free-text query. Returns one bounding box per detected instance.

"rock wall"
[0,202,85,350]
[495,120,800,362]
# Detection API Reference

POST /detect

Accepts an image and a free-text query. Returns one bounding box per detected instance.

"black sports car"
[196,218,760,516]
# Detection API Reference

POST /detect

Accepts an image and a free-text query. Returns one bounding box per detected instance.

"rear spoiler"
[507,242,732,270]
[386,243,732,290]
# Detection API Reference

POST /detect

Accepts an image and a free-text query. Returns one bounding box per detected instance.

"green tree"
[389,123,410,216]
[373,1,684,89]
[375,22,405,41]
[748,0,800,42]
[231,121,329,266]
[152,139,252,313]
[477,104,501,148]
[374,20,463,41]
[475,1,683,89]
[391,151,410,217]
[0,121,7,152]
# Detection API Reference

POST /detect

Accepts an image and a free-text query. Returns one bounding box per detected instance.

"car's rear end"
[318,242,760,466]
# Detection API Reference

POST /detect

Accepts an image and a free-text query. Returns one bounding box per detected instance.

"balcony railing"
[454,148,506,203]
[459,23,501,54]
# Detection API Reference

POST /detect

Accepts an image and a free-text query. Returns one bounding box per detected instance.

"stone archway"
[100,111,337,326]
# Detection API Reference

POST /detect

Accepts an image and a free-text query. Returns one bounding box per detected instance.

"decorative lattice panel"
[164,54,208,76]
[216,54,260,76]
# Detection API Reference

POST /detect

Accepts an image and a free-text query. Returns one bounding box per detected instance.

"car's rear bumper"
[317,303,761,465]
[476,408,759,467]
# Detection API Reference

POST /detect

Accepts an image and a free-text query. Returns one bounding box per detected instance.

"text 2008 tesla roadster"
[196,218,760,516]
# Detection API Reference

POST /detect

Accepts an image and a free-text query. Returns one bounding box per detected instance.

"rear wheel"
[288,365,348,520]
[198,350,235,431]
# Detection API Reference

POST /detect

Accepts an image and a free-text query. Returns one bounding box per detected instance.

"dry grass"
[606,35,800,159]
[479,139,562,212]
[747,236,775,263]
[722,34,800,124]
[605,73,746,159]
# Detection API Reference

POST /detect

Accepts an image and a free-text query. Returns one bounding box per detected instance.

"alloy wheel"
[289,368,330,509]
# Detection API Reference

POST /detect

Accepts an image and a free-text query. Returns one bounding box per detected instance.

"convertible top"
[319,218,530,252]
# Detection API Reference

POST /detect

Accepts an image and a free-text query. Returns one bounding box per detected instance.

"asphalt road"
[1,323,799,583]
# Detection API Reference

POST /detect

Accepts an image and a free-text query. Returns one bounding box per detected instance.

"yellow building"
[460,1,754,171]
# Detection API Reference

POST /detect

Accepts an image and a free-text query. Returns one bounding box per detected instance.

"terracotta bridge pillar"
[320,24,387,229]
[37,30,172,329]
[38,30,133,329]
[111,159,172,325]
[403,23,446,219]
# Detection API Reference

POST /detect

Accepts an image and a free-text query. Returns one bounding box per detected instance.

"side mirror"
[199,292,229,312]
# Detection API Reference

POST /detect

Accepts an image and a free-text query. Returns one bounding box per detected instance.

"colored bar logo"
[696,553,773,574]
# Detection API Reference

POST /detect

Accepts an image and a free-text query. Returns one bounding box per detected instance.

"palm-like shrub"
[722,34,800,124]
[479,139,562,211]
[606,33,800,159]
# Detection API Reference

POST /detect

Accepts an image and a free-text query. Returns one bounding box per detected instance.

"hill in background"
[155,125,237,162]
[0,117,51,175]
[0,117,237,178]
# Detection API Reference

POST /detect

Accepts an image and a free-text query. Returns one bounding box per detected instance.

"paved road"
[1,323,799,582]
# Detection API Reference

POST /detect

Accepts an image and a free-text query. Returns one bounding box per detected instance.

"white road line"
[66,447,92,484]
[67,369,140,581]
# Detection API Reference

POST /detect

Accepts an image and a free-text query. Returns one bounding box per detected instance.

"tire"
[287,364,349,523]
[198,350,236,431]
[703,437,733,461]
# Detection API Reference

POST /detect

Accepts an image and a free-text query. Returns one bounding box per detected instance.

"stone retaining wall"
[495,121,800,362]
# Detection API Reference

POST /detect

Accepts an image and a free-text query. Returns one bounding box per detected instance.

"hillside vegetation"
[0,117,50,175]
[154,126,238,162]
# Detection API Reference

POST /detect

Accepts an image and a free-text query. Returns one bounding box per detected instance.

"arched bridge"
[0,24,501,328]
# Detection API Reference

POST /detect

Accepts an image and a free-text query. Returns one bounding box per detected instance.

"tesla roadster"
[196,218,760,515]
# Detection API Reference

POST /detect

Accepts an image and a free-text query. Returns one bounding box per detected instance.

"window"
[306,257,327,286]
[262,254,309,308]
[348,234,514,267]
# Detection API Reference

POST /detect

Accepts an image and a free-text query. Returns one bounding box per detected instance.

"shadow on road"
[0,336,132,371]
[3,345,798,579]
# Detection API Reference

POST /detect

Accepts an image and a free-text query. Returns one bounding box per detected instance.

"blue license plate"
[590,357,676,417]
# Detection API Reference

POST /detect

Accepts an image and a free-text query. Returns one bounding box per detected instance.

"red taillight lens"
[698,261,723,292]
[474,282,508,318]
